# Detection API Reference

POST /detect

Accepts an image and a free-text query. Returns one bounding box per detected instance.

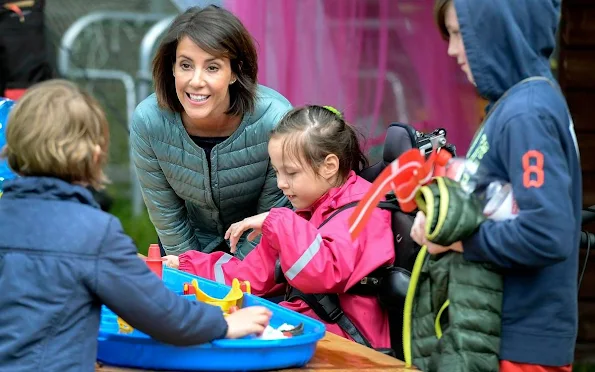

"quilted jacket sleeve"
[235,94,292,258]
[254,89,292,216]
[232,160,291,259]
[130,107,200,255]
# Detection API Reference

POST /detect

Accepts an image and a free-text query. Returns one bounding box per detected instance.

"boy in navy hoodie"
[411,1,581,371]
[0,79,272,372]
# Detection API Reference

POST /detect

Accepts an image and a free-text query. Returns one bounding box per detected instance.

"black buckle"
[326,306,344,323]
[316,294,344,323]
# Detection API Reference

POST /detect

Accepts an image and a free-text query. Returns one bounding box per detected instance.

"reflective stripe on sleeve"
[285,234,323,280]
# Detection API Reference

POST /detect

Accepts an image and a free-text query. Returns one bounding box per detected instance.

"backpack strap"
[281,200,372,349]
[284,288,373,348]
[317,201,360,228]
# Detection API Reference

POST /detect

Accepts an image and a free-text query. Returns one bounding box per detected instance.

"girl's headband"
[323,105,343,119]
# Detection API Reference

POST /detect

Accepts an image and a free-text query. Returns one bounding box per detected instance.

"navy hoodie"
[456,0,582,366]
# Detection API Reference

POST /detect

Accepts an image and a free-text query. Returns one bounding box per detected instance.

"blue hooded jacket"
[0,177,229,371]
[456,0,581,366]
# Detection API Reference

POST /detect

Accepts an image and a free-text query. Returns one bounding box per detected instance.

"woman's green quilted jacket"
[130,85,292,258]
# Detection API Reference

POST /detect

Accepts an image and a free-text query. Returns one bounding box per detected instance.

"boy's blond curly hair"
[2,79,110,189]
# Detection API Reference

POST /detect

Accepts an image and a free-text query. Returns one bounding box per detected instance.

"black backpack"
[275,123,456,358]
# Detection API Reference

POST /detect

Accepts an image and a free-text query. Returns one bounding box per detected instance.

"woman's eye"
[207,65,219,72]
[181,63,191,70]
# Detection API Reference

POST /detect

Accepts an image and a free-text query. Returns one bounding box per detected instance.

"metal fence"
[47,0,220,215]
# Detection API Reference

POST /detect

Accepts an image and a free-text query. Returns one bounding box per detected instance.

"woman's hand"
[410,211,463,255]
[164,255,180,269]
[225,212,270,254]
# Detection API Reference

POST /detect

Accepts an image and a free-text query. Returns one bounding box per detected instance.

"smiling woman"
[130,5,293,259]
[173,37,243,137]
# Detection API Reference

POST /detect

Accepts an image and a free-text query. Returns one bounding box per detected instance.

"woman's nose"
[189,70,204,87]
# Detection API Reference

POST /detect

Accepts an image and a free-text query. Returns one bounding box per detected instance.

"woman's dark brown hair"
[434,0,453,40]
[152,5,258,117]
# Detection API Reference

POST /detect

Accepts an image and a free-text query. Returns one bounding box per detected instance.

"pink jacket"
[178,171,395,348]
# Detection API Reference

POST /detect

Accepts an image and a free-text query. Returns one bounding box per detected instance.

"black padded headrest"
[382,123,417,164]
[359,123,417,182]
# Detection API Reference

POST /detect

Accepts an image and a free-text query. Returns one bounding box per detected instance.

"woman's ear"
[319,154,340,181]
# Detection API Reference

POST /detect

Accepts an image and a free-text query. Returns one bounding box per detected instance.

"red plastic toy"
[144,244,165,279]
[183,283,197,295]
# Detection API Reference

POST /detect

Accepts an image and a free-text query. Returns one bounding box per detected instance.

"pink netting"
[224,0,480,158]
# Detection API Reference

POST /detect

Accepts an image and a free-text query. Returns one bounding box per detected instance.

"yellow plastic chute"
[190,278,251,314]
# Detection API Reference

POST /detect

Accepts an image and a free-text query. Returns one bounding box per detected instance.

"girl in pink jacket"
[165,105,395,348]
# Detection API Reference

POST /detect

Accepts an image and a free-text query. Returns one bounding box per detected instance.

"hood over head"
[454,0,561,101]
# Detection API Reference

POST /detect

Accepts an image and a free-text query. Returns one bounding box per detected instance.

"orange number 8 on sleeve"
[522,150,544,188]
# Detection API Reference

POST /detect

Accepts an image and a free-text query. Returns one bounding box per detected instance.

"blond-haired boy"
[0,80,271,371]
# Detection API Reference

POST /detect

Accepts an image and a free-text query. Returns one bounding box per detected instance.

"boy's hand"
[164,255,179,269]
[410,211,427,246]
[225,212,269,253]
[224,306,272,339]
[426,241,463,255]
[411,211,464,254]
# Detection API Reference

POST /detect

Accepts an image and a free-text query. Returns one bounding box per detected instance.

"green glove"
[415,177,485,246]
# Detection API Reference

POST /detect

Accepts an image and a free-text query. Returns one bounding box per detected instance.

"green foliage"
[106,183,157,256]
[574,364,595,372]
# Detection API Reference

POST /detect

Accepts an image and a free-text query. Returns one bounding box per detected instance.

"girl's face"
[445,3,474,85]
[268,135,339,210]
[174,36,236,129]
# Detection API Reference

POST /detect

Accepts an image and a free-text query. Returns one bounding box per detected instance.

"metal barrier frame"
[58,11,172,216]
[137,15,176,103]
